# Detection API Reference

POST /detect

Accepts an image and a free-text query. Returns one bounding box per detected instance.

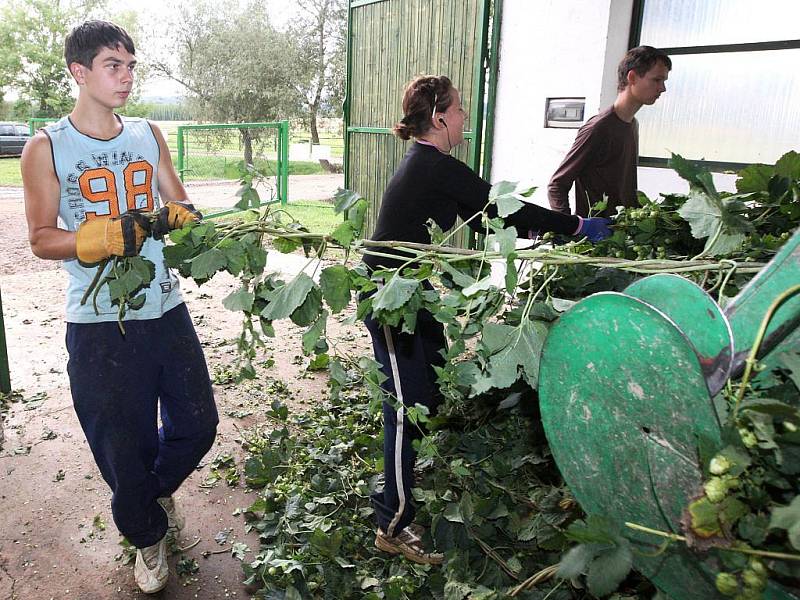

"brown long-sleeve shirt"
[547,106,638,218]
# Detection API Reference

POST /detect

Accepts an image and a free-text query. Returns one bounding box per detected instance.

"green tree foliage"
[0,0,149,120]
[287,0,346,143]
[152,0,303,162]
[156,0,301,124]
[0,0,84,117]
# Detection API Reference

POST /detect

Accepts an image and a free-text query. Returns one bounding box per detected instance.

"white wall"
[490,0,633,209]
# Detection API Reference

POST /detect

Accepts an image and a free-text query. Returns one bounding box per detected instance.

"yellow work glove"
[152,201,201,239]
[75,212,149,264]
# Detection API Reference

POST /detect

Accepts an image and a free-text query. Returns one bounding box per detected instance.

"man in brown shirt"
[548,46,672,217]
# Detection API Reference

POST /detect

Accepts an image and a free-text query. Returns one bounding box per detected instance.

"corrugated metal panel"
[346,0,490,245]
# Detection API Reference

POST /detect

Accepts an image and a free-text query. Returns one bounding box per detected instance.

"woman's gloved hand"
[577,216,612,243]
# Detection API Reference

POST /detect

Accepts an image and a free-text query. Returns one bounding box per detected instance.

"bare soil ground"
[0,175,370,599]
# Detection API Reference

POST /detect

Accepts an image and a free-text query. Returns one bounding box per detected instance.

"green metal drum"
[624,274,733,396]
[539,292,724,598]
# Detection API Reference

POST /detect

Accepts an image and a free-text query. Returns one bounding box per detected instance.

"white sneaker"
[157,496,185,533]
[134,535,168,594]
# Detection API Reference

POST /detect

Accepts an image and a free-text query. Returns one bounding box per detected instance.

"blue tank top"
[44,115,182,323]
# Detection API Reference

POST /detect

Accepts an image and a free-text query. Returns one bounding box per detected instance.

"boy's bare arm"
[149,122,190,204]
[22,133,77,260]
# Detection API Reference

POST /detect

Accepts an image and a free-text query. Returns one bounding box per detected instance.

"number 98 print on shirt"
[43,115,182,323]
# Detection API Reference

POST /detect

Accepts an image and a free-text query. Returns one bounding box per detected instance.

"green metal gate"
[343,0,501,241]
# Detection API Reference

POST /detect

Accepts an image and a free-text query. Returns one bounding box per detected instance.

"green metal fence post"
[0,286,11,393]
[280,120,289,205]
[176,125,186,183]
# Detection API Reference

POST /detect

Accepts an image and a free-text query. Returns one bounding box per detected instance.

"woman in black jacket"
[366,75,610,564]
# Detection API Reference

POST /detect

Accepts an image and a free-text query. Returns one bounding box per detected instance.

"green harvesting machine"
[538,229,800,599]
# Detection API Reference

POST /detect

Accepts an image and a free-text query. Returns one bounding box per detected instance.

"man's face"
[629,61,669,105]
[71,45,136,108]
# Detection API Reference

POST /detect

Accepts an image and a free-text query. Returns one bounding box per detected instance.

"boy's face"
[628,61,669,106]
[71,44,136,108]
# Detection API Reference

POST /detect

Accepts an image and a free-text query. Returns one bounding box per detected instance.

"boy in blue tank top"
[21,20,218,594]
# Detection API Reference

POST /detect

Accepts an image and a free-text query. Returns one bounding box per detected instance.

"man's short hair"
[617,46,672,91]
[64,20,135,68]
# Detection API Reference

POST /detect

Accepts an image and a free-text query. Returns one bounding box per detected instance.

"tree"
[287,0,346,144]
[0,0,87,117]
[152,0,303,163]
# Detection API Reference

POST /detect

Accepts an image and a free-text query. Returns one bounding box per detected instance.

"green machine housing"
[538,229,800,599]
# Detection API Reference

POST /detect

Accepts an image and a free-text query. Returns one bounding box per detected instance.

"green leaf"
[472,319,548,394]
[487,226,517,258]
[333,187,364,214]
[222,286,255,312]
[128,294,146,310]
[586,542,633,597]
[769,496,800,550]
[496,194,523,218]
[272,236,300,254]
[302,310,328,354]
[736,163,773,193]
[307,353,329,371]
[488,180,516,200]
[775,151,800,180]
[677,190,749,255]
[235,186,260,210]
[190,248,227,280]
[372,276,419,312]
[438,261,477,288]
[678,190,722,239]
[443,502,463,523]
[670,153,717,197]
[504,256,518,294]
[261,273,315,320]
[443,581,473,600]
[290,285,322,327]
[330,220,357,247]
[320,266,351,313]
[462,277,495,298]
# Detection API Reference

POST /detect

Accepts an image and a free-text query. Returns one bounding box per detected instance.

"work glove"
[576,216,612,243]
[151,201,202,240]
[75,212,149,264]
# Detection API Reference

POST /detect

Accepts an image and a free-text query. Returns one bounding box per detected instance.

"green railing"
[176,121,290,205]
[28,117,58,135]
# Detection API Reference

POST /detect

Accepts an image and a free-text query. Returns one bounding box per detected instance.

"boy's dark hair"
[393,75,455,140]
[617,46,672,91]
[64,20,135,68]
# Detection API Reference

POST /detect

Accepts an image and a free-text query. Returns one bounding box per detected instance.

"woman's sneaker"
[134,535,169,594]
[375,526,443,565]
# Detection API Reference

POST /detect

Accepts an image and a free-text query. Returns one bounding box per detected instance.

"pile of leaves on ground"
[238,359,657,599]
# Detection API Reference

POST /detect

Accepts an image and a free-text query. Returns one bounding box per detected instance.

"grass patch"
[276,201,342,233]
[203,201,342,235]
[0,158,22,186]
[176,155,325,180]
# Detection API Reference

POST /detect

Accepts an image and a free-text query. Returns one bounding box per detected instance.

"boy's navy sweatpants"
[66,303,218,548]
[364,306,446,537]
